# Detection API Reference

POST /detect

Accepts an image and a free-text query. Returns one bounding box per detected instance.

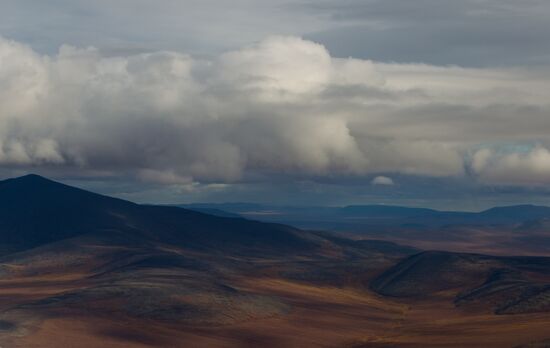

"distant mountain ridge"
[179,202,550,256]
[179,202,550,226]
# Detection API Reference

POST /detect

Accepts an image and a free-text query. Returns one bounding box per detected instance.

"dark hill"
[0,174,136,248]
[0,174,318,255]
[370,250,550,314]
[369,251,499,297]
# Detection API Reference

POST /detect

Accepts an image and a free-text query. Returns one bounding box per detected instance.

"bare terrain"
[0,175,549,347]
[4,269,550,347]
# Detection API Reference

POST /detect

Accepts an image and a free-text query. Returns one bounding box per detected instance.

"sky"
[1,0,550,210]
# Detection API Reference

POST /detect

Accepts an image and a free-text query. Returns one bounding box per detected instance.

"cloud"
[219,36,333,98]
[137,169,193,186]
[371,176,394,186]
[305,0,550,67]
[4,1,550,69]
[472,146,550,185]
[0,0,329,56]
[0,35,549,188]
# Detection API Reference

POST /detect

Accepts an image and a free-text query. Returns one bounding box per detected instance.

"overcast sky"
[1,0,550,210]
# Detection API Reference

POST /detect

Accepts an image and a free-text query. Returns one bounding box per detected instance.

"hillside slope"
[0,175,323,256]
[371,251,550,314]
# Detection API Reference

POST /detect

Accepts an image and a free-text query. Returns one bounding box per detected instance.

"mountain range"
[180,202,550,256]
[180,202,550,227]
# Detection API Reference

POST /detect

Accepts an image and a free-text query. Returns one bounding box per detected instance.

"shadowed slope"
[0,175,319,256]
[370,251,497,297]
[371,250,550,314]
[0,175,135,249]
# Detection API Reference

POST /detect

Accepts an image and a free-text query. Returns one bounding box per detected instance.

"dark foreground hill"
[0,174,327,256]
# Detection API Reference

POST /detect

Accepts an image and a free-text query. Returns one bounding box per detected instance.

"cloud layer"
[306,0,550,67]
[1,35,550,187]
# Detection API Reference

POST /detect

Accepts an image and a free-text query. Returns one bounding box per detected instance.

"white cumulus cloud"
[0,35,550,188]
